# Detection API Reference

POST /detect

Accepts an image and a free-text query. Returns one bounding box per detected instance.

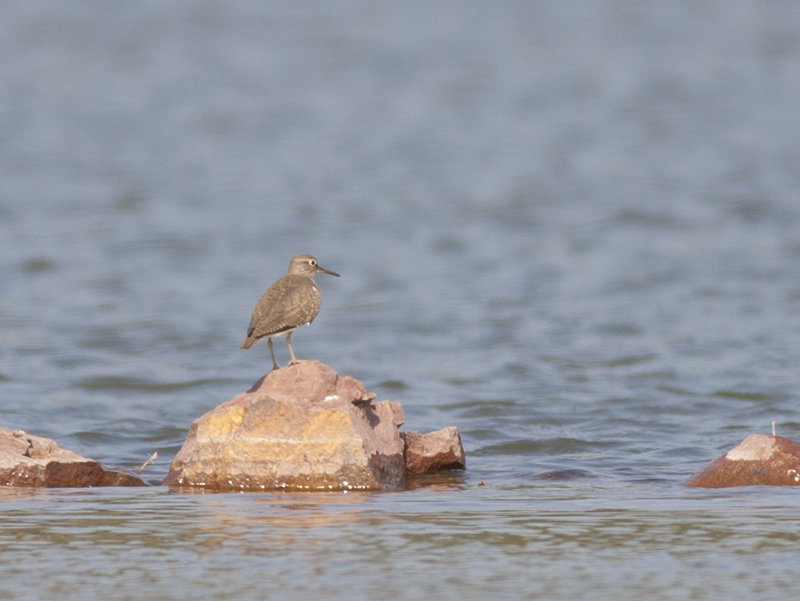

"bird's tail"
[240,337,258,349]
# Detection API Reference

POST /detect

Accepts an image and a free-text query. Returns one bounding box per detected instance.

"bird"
[240,254,339,370]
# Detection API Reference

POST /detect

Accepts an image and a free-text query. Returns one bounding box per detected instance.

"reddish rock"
[164,361,408,492]
[402,427,466,475]
[685,434,800,488]
[0,427,147,488]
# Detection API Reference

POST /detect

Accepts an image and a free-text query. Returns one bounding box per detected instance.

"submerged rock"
[685,434,800,488]
[0,427,147,488]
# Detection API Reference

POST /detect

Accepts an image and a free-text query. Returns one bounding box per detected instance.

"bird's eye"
[310,259,317,266]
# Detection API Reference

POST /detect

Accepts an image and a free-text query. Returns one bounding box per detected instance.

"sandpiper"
[240,254,339,370]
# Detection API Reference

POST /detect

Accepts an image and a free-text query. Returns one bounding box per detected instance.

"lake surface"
[2,1,800,599]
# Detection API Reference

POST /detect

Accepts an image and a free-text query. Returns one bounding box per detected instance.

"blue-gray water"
[2,1,800,599]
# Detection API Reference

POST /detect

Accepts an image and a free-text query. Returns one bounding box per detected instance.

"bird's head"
[288,254,340,278]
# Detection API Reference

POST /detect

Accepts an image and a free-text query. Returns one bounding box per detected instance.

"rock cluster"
[685,434,800,488]
[0,427,146,488]
[2,362,465,492]
[164,361,465,492]
[12,359,800,493]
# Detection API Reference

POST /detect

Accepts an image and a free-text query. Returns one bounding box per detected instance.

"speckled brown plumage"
[240,254,339,370]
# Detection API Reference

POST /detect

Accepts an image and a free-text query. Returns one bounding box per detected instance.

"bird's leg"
[267,338,279,371]
[286,331,299,366]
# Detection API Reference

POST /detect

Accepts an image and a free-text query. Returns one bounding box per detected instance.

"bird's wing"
[248,276,321,339]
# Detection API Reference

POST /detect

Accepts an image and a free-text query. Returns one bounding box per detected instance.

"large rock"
[0,427,147,487]
[402,427,466,475]
[164,361,409,492]
[685,434,800,488]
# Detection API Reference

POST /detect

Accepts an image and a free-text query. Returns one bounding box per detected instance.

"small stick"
[772,421,776,437]
[137,452,158,474]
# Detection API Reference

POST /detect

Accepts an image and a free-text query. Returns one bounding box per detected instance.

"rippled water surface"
[2,1,800,599]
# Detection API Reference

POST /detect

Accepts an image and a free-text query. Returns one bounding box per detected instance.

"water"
[2,1,800,599]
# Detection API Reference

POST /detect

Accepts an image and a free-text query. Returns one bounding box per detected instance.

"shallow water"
[2,1,800,599]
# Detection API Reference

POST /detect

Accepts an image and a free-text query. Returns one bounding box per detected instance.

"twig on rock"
[137,452,158,474]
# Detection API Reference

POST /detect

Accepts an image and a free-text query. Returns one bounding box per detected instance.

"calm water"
[2,1,800,599]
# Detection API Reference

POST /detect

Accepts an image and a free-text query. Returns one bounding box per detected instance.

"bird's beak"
[317,266,340,277]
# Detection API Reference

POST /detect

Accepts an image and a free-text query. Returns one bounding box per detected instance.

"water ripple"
[72,376,238,393]
[475,438,618,456]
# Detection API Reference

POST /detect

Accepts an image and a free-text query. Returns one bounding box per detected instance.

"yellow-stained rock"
[164,361,407,491]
